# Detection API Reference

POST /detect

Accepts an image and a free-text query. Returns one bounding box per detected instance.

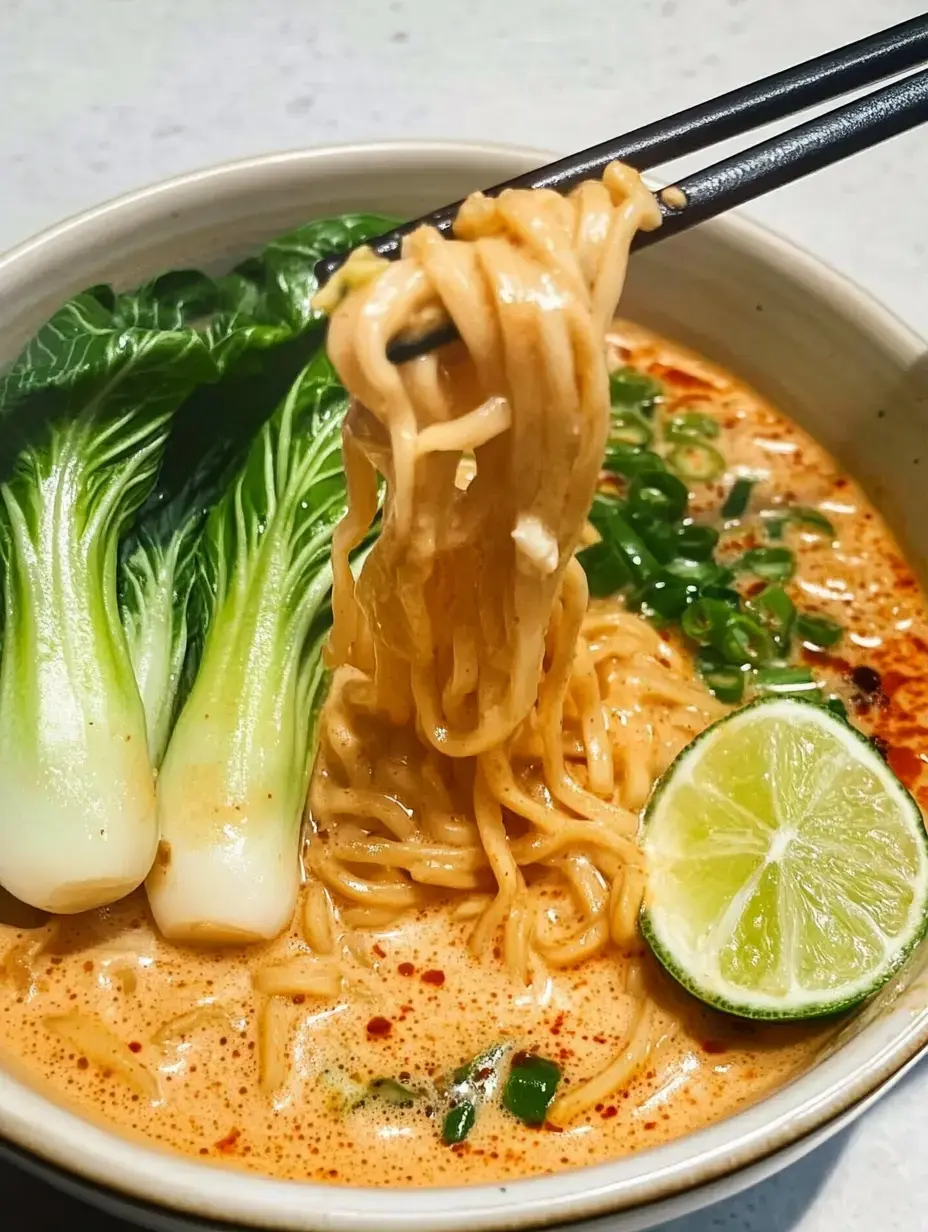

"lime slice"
[640,697,928,1019]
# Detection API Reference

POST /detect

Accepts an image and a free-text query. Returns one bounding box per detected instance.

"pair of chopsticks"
[316,15,928,364]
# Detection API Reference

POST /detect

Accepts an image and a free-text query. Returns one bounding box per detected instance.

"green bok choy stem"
[147,353,351,942]
[0,293,216,912]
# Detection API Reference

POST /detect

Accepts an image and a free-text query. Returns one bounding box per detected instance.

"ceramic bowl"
[1,141,926,1232]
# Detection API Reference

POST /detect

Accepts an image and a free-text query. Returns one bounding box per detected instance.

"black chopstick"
[313,18,928,364]
[316,14,928,291]
[638,64,928,252]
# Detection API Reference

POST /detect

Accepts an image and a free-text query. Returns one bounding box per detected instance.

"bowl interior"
[0,142,927,1232]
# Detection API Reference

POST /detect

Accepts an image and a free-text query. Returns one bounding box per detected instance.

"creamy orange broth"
[1,323,927,1187]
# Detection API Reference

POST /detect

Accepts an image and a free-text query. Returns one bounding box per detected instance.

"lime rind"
[640,697,928,1020]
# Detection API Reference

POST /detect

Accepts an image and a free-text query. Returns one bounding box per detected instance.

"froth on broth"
[2,323,926,1186]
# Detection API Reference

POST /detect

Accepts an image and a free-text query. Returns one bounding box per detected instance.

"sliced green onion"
[718,613,776,667]
[628,470,688,522]
[610,408,653,448]
[789,506,836,538]
[369,1078,419,1107]
[667,442,725,483]
[697,650,746,703]
[628,513,678,564]
[601,509,659,583]
[576,542,629,598]
[734,546,796,581]
[588,492,623,536]
[442,1101,476,1145]
[761,506,836,541]
[682,597,732,645]
[746,584,795,651]
[502,1054,561,1127]
[663,557,724,587]
[721,477,755,519]
[795,611,844,648]
[700,583,742,609]
[673,522,719,561]
[665,410,720,442]
[753,667,821,698]
[604,444,667,478]
[636,575,690,623]
[609,366,663,417]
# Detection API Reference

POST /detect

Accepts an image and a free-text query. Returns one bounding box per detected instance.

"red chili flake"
[373,944,386,959]
[650,363,711,390]
[644,1121,657,1130]
[602,1106,618,1119]
[398,962,415,977]
[127,1041,142,1054]
[82,960,94,973]
[292,994,305,1005]
[366,1016,392,1038]
[701,1040,727,1055]
[421,969,445,986]
[544,1121,565,1133]
[214,1128,241,1154]
[76,1057,89,1070]
[592,1034,607,1045]
[549,1012,565,1036]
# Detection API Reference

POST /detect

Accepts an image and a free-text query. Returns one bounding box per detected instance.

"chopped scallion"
[734,546,796,581]
[795,611,844,648]
[665,410,720,442]
[682,597,732,645]
[746,585,795,651]
[369,1078,419,1107]
[673,522,719,561]
[697,650,746,703]
[576,541,629,598]
[502,1054,561,1127]
[603,444,667,478]
[667,441,725,483]
[628,470,688,523]
[609,366,663,417]
[601,509,659,583]
[610,408,653,449]
[442,1101,476,1145]
[721,477,755,519]
[718,613,776,667]
[789,506,836,538]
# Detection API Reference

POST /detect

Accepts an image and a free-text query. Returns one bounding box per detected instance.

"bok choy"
[117,212,396,769]
[147,353,352,943]
[0,291,216,912]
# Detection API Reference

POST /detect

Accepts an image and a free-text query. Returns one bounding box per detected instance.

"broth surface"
[2,323,926,1186]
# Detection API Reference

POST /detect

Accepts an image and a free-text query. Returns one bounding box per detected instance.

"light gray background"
[1,1,926,1229]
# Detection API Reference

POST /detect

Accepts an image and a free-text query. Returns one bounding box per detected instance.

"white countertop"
[2,1,927,1228]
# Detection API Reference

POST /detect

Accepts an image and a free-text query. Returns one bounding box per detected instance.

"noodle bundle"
[307,163,717,1017]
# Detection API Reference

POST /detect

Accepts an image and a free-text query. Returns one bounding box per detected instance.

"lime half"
[641,697,928,1019]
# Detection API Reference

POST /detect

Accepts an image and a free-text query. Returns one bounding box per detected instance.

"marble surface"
[1,0,927,1228]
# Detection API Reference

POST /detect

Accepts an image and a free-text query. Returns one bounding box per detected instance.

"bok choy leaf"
[0,293,217,913]
[147,352,352,943]
[116,213,396,768]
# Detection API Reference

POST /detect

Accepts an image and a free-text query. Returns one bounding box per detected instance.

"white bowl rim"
[0,139,927,1231]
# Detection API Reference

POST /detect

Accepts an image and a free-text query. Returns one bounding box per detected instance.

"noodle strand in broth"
[307,164,719,1117]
